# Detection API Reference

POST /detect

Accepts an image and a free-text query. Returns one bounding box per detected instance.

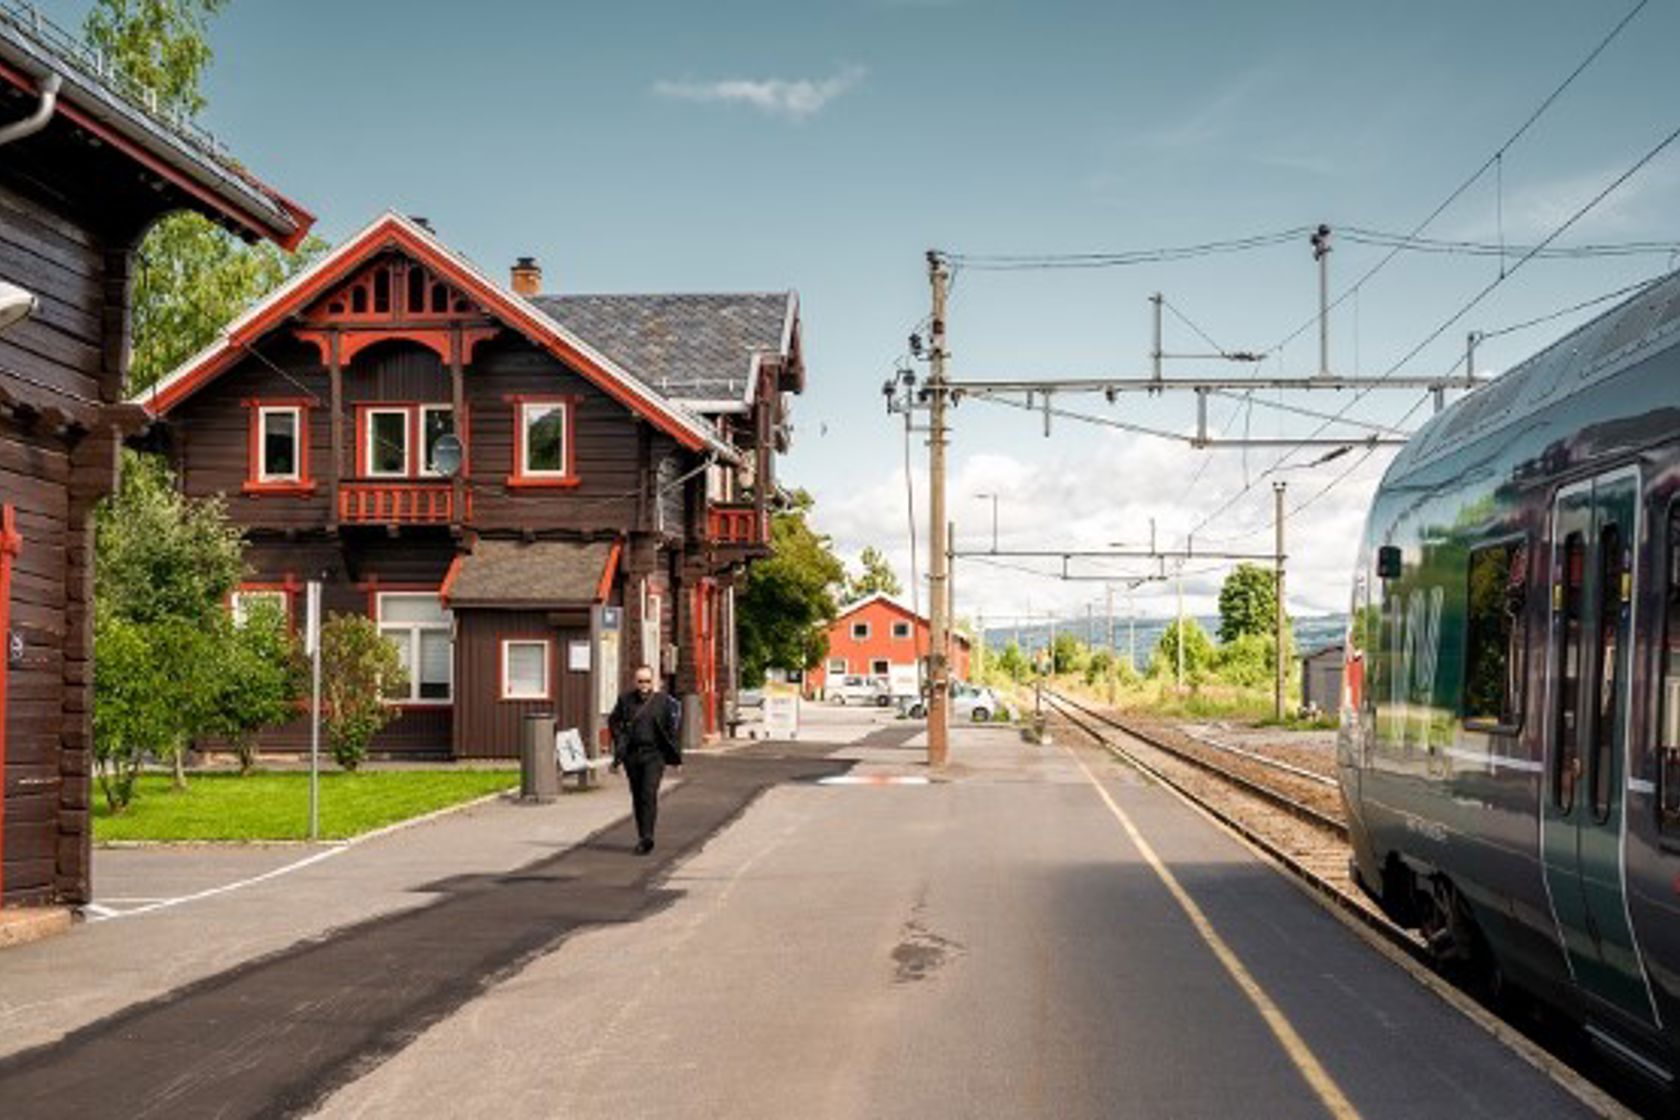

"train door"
[1540,470,1661,1027]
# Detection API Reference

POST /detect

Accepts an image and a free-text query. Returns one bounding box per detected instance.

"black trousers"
[624,752,666,843]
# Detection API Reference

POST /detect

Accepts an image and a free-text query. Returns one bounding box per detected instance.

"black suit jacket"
[609,690,682,766]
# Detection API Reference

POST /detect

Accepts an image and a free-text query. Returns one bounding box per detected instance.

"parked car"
[829,675,888,705]
[904,681,998,722]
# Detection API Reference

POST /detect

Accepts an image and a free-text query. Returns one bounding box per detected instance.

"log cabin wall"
[452,609,590,759]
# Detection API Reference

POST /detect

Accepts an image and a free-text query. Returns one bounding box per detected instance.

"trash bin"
[521,712,559,802]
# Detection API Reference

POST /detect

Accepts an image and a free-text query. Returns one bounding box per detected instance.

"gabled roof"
[533,292,797,411]
[832,591,974,647]
[442,538,619,609]
[0,7,312,248]
[135,212,736,460]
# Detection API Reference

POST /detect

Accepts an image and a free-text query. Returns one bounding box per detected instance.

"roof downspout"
[0,71,61,147]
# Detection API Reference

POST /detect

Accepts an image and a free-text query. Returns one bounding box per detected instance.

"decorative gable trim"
[135,212,736,461]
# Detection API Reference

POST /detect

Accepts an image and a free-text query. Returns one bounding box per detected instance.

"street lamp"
[975,491,999,552]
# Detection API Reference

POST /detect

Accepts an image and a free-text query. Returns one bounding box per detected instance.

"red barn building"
[808,593,971,698]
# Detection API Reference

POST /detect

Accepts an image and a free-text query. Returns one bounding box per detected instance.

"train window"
[1554,532,1585,813]
[1590,523,1624,824]
[1659,505,1680,834]
[1463,540,1527,727]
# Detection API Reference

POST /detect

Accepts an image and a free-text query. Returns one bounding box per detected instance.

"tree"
[1217,563,1284,644]
[1149,618,1216,681]
[735,491,845,686]
[209,599,307,774]
[84,0,327,394]
[842,546,902,603]
[93,615,210,811]
[1050,632,1089,676]
[320,614,407,772]
[995,640,1028,682]
[1083,648,1115,687]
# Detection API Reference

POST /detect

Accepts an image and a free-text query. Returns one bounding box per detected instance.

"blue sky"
[44,0,1680,621]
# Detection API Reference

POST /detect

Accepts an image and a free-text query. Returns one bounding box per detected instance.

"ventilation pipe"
[0,72,63,148]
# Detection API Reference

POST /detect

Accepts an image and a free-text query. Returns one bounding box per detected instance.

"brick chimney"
[510,256,542,297]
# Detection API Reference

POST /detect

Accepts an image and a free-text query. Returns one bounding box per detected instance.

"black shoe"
[634,839,654,855]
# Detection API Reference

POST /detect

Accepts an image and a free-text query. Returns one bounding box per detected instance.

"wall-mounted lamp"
[0,280,37,333]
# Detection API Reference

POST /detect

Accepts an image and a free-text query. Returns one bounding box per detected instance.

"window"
[377,592,452,703]
[1554,532,1585,812]
[1591,522,1626,823]
[259,407,301,482]
[231,588,289,630]
[420,405,456,476]
[244,402,311,493]
[892,621,912,640]
[1462,539,1526,727]
[1659,503,1680,835]
[365,408,410,477]
[508,399,575,486]
[501,639,551,700]
[871,659,890,676]
[851,621,870,640]
[827,658,847,675]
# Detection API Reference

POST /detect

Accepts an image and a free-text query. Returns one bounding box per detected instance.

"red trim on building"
[0,503,20,902]
[596,540,622,603]
[497,635,556,702]
[143,216,709,453]
[438,553,466,603]
[242,398,315,495]
[505,394,580,489]
[0,59,314,250]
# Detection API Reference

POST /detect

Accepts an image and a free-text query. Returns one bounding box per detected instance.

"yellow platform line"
[1063,741,1361,1120]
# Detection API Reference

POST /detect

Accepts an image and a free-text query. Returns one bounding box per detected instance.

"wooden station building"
[140,212,803,761]
[0,10,312,908]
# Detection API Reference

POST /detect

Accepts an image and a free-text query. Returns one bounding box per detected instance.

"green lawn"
[93,769,520,843]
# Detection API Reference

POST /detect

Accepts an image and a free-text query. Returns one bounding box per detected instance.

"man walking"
[608,666,682,854]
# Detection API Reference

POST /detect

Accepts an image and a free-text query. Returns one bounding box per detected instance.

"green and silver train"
[1341,269,1680,1083]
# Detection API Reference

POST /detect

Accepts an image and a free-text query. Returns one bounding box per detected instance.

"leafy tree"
[84,0,327,394]
[736,491,845,686]
[1217,563,1284,644]
[842,545,903,603]
[995,640,1028,682]
[209,599,307,774]
[1149,618,1216,681]
[320,614,407,771]
[1050,632,1088,676]
[1083,648,1114,686]
[1214,632,1278,689]
[93,615,211,811]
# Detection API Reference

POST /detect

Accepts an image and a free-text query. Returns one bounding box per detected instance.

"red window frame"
[498,636,555,701]
[242,398,316,495]
[353,402,466,480]
[229,581,299,631]
[0,503,21,900]
[506,395,580,488]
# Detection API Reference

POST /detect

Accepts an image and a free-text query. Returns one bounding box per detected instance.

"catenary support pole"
[927,252,951,766]
[1176,565,1185,692]
[1275,481,1288,721]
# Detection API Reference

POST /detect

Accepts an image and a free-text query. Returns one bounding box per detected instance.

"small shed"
[1299,642,1345,715]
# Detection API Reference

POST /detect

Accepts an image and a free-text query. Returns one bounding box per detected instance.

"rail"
[707,502,768,546]
[338,481,462,525]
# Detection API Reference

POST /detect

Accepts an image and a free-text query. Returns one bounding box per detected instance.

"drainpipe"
[0,72,62,147]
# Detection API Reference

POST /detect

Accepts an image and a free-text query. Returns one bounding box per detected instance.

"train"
[1339,268,1680,1087]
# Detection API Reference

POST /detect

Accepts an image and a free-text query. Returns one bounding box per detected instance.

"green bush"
[1214,632,1276,689]
[1149,618,1216,682]
[320,614,408,771]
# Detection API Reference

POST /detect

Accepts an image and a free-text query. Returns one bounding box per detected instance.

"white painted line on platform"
[816,775,931,786]
[87,846,348,923]
[1062,741,1362,1120]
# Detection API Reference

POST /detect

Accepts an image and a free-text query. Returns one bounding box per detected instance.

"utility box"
[521,712,559,803]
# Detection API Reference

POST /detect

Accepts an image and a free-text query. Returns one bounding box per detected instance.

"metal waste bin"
[521,712,559,802]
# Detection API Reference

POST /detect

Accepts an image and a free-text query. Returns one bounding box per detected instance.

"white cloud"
[812,431,1394,627]
[652,65,865,122]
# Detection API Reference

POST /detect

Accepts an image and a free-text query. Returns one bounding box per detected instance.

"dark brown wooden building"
[0,10,312,908]
[140,212,803,760]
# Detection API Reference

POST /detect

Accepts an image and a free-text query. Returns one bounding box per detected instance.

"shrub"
[320,614,407,771]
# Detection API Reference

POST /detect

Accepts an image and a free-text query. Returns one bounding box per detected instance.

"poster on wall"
[596,606,621,716]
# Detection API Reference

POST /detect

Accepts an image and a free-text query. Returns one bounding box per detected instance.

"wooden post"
[450,327,465,530]
[328,330,343,531]
[0,503,21,902]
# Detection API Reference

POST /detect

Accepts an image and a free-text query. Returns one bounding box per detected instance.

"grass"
[93,769,520,843]
[992,673,1329,729]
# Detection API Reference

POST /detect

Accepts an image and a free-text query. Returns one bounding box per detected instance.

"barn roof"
[0,4,312,249]
[533,293,798,410]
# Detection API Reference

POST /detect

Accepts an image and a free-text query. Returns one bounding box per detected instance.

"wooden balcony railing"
[707,502,769,547]
[338,481,465,525]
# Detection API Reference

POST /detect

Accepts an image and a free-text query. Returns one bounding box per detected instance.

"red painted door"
[0,503,20,903]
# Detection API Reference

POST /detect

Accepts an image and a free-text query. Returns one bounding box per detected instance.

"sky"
[40,0,1680,625]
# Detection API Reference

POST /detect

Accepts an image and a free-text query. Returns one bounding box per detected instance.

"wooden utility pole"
[1275,481,1288,721]
[1105,585,1116,704]
[927,252,951,766]
[1175,565,1185,692]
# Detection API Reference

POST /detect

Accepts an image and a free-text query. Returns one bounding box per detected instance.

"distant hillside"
[981,614,1346,672]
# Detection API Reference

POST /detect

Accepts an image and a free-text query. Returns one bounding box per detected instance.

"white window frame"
[827,657,847,676]
[851,621,870,640]
[376,591,453,704]
[365,407,411,478]
[891,621,912,640]
[501,639,552,701]
[520,400,570,478]
[418,404,456,478]
[230,588,288,629]
[257,406,302,483]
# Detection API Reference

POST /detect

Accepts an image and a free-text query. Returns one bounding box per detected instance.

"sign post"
[305,580,322,841]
